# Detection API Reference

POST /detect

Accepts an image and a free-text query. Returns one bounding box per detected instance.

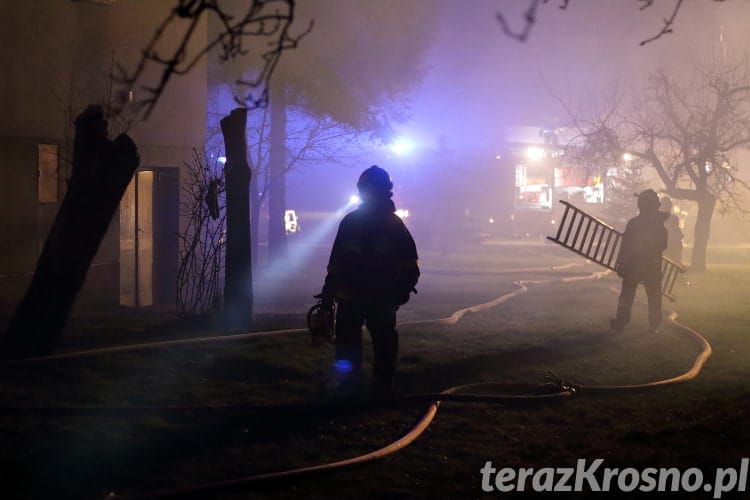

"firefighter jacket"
[615,211,668,284]
[322,198,419,305]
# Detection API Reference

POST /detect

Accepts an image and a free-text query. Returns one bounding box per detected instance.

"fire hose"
[0,263,712,499]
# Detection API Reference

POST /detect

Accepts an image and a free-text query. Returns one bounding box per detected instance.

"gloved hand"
[314,292,334,309]
[395,287,417,306]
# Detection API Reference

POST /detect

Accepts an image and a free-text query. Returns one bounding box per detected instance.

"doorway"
[119,168,179,307]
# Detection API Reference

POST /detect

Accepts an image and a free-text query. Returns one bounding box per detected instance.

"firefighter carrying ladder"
[547,200,686,301]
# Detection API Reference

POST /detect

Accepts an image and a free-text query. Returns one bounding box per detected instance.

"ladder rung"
[579,217,594,252]
[555,204,570,241]
[599,229,614,264]
[563,209,577,245]
[586,223,600,257]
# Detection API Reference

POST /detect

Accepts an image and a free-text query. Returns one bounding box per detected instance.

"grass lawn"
[0,242,748,499]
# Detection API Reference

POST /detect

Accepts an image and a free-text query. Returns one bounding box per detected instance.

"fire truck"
[506,128,604,236]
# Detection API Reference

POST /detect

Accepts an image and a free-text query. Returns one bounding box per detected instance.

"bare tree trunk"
[221,108,253,328]
[691,195,715,273]
[268,82,288,261]
[249,170,260,269]
[1,106,139,360]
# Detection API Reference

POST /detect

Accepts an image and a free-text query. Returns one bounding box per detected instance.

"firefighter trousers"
[335,301,399,384]
[615,277,662,329]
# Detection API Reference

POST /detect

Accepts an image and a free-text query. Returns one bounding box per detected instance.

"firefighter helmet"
[357,165,393,195]
[637,189,660,212]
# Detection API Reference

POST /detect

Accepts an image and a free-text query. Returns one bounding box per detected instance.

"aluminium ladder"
[546,200,686,301]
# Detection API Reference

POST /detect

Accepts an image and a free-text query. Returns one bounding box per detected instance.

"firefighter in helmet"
[611,189,668,334]
[319,165,419,395]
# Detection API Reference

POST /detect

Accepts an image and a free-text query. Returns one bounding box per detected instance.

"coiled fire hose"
[0,263,712,499]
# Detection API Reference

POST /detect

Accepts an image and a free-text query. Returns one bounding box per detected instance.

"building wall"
[0,1,207,314]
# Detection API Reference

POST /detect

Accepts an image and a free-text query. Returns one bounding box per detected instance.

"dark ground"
[0,242,748,499]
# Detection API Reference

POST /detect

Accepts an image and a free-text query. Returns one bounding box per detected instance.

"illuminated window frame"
[37,144,58,204]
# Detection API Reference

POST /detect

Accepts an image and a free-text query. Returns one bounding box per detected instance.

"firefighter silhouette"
[611,189,668,334]
[660,196,684,264]
[319,165,419,395]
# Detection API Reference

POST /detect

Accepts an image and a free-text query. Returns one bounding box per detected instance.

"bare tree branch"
[177,148,226,317]
[557,53,750,269]
[497,0,728,46]
[98,0,309,120]
[496,0,571,43]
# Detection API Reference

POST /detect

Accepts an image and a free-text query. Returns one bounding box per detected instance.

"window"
[37,144,58,204]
